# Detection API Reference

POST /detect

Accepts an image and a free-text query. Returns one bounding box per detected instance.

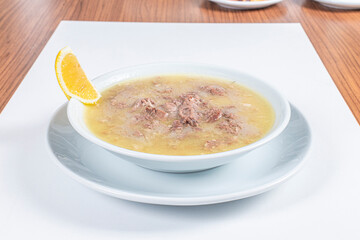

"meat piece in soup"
[84,75,275,155]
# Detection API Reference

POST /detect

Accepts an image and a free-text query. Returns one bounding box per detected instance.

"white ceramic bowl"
[67,63,291,173]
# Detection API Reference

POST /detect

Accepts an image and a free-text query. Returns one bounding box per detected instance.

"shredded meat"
[145,107,168,120]
[155,108,168,119]
[128,89,244,138]
[223,112,235,119]
[217,119,242,135]
[132,98,155,110]
[222,106,237,119]
[177,92,207,127]
[200,85,226,96]
[180,93,202,105]
[178,104,199,127]
[173,99,182,106]
[132,98,168,126]
[143,123,154,129]
[163,102,178,113]
[145,106,156,116]
[142,98,155,106]
[170,120,183,131]
[206,108,222,122]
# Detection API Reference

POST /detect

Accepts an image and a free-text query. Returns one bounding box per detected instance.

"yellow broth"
[84,75,275,155]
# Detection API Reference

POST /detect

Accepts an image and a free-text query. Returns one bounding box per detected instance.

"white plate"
[314,0,360,9]
[47,104,311,206]
[209,0,283,10]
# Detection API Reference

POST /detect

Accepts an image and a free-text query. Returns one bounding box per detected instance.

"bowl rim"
[67,62,291,162]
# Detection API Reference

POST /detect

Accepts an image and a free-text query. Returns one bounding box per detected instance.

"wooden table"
[1,0,359,123]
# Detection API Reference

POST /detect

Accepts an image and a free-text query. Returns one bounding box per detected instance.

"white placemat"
[1,21,359,240]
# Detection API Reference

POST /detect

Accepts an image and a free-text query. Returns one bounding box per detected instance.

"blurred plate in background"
[209,0,283,10]
[314,0,360,9]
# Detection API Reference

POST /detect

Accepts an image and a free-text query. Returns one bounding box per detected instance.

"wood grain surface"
[0,0,359,123]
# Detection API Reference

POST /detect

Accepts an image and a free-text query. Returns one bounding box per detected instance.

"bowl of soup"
[67,63,291,172]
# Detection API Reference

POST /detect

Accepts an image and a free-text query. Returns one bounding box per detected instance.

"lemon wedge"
[55,47,100,104]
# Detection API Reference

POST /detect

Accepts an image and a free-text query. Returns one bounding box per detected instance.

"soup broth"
[84,75,275,155]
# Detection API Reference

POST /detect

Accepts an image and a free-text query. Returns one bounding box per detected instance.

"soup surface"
[84,75,275,155]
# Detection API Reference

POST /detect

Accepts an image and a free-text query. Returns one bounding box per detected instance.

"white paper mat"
[1,21,359,239]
